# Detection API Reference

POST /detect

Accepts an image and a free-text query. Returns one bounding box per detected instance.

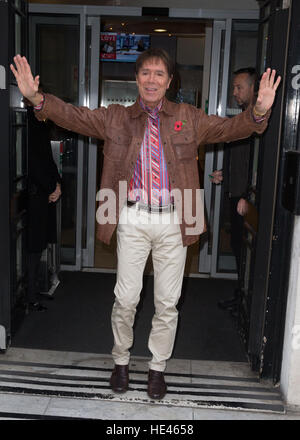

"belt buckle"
[149,204,173,213]
[127,200,174,213]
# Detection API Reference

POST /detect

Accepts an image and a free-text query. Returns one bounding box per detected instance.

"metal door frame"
[249,1,293,381]
[198,19,236,278]
[0,0,28,350]
[82,16,100,268]
[28,4,259,272]
[210,18,234,279]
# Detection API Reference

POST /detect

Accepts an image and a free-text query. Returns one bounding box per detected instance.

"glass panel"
[34,17,80,265]
[227,21,259,114]
[36,22,80,103]
[216,20,259,274]
[175,37,205,107]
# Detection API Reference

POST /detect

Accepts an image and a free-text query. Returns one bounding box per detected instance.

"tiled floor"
[0,348,299,420]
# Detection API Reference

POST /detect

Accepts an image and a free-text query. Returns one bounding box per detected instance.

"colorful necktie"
[148,110,161,206]
[128,100,171,206]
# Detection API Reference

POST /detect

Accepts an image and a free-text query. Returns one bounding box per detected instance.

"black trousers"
[27,252,42,303]
[229,197,244,289]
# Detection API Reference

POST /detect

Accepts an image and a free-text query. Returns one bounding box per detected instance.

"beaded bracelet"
[34,93,45,111]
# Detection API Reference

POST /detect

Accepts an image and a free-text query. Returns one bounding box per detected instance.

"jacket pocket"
[171,129,197,161]
[104,129,131,161]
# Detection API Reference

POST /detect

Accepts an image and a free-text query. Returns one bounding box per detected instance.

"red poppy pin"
[174,120,187,131]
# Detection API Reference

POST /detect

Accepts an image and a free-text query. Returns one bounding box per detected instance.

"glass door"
[29,11,102,270]
[199,19,259,279]
[199,19,232,276]
[29,13,84,270]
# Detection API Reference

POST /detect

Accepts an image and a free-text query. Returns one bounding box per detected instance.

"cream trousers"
[111,205,187,371]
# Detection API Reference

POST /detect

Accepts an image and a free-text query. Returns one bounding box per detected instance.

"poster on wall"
[100,33,150,62]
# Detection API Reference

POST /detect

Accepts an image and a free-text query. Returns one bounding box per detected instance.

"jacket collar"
[128,96,176,119]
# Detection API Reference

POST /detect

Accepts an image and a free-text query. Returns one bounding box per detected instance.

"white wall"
[281,216,300,406]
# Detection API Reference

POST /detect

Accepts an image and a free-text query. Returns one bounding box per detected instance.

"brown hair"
[135,48,174,78]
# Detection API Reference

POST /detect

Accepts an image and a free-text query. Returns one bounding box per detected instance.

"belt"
[127,200,174,213]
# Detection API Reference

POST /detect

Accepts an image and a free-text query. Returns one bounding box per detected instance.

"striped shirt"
[128,99,171,206]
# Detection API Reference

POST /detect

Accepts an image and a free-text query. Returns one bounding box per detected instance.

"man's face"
[136,57,172,109]
[233,73,254,108]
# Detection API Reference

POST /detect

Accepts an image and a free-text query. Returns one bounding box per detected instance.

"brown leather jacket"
[35,94,270,246]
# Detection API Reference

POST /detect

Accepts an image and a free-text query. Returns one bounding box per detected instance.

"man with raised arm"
[11,49,280,400]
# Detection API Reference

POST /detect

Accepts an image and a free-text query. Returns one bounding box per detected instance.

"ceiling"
[101,17,208,36]
[29,0,259,9]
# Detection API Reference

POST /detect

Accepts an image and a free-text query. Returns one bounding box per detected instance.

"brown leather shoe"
[110,365,129,393]
[147,369,167,400]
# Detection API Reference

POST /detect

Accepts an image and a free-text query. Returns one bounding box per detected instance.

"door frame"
[29,12,86,271]
[25,3,294,382]
[82,16,100,268]
[198,18,237,278]
[28,3,260,272]
[0,0,28,350]
[248,1,295,383]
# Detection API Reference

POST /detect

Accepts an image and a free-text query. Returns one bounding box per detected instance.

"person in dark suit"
[25,88,62,312]
[210,68,259,311]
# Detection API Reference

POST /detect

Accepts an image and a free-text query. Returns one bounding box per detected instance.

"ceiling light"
[154,28,167,33]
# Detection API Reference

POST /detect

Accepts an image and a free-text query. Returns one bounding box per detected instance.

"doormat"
[0,352,285,415]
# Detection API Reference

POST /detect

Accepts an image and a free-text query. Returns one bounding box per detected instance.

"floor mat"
[12,272,247,362]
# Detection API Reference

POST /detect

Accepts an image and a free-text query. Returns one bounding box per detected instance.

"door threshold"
[0,348,285,416]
